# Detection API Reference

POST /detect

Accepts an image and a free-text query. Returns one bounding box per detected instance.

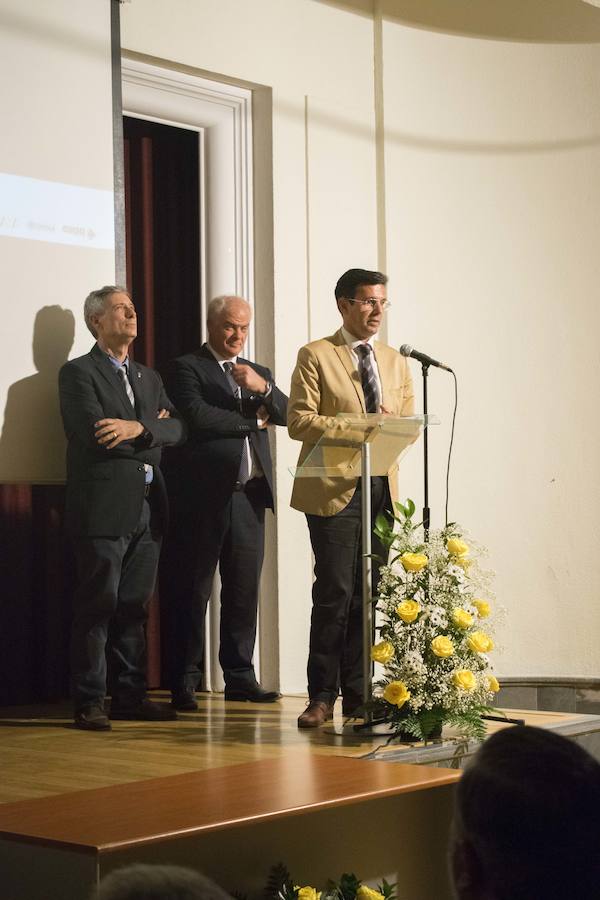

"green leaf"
[264,864,295,900]
[406,498,416,517]
[338,874,361,900]
[378,879,397,900]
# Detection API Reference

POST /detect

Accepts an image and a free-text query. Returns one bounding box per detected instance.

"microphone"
[400,344,453,372]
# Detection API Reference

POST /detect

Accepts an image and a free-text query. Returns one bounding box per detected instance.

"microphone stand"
[421,362,430,540]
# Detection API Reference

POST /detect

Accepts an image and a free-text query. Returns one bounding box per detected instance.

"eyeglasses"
[343,297,391,311]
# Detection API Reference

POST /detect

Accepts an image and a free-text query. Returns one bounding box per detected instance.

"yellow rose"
[455,557,472,571]
[298,888,321,900]
[486,674,500,693]
[371,640,395,664]
[447,537,469,557]
[452,608,474,629]
[468,631,494,653]
[397,599,420,623]
[453,669,477,691]
[472,598,491,618]
[356,888,385,900]
[401,552,428,572]
[431,635,454,658]
[383,681,411,708]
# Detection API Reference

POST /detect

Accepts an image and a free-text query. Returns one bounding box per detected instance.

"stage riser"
[0,786,456,900]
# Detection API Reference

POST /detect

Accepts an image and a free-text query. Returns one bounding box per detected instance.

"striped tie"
[118,364,135,408]
[356,343,380,413]
[223,361,252,484]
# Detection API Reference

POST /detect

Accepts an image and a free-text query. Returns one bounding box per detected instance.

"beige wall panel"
[305,95,378,340]
[382,20,600,678]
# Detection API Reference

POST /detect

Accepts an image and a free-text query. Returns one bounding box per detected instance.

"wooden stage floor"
[1,694,599,900]
[0,692,402,804]
[1,692,597,804]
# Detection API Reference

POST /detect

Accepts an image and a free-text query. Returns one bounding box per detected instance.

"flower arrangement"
[263,863,396,900]
[370,499,501,742]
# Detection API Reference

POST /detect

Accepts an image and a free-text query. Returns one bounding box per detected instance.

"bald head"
[206,295,252,359]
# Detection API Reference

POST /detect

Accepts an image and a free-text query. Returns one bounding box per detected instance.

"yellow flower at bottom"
[401,552,428,572]
[397,599,420,623]
[298,888,321,900]
[453,670,477,691]
[452,608,474,629]
[357,887,385,900]
[473,598,491,618]
[468,631,494,654]
[371,640,395,664]
[486,674,500,693]
[383,681,411,708]
[431,635,454,658]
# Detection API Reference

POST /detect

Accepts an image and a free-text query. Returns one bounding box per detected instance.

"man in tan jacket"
[288,268,415,727]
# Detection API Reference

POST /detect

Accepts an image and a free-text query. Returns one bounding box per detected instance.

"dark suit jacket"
[170,344,288,508]
[59,343,186,537]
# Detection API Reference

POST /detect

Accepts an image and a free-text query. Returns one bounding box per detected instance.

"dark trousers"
[305,476,389,705]
[70,500,160,712]
[170,478,267,692]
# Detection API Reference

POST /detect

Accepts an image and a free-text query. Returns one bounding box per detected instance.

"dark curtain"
[123,115,201,687]
[0,118,200,705]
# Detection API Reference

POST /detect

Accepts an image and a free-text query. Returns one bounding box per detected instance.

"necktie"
[356,343,380,413]
[223,361,252,484]
[119,362,152,483]
[118,364,135,408]
[222,361,240,402]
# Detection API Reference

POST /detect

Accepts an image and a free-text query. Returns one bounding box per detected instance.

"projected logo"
[0,173,114,249]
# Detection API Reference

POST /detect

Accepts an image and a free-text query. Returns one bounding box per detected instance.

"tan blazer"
[288,329,415,516]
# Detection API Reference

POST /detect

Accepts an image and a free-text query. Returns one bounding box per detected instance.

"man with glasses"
[288,268,414,727]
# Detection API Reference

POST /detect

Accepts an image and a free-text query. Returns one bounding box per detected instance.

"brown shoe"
[297,699,334,728]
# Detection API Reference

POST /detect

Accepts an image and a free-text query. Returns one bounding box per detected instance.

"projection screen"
[0,0,116,482]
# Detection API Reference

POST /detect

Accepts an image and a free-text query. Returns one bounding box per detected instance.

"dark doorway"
[123,115,202,687]
[123,115,202,370]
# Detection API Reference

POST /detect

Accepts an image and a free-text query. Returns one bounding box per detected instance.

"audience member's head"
[93,864,233,900]
[450,725,600,900]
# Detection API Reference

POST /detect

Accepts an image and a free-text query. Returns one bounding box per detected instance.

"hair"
[206,295,251,324]
[452,725,600,900]
[84,285,131,337]
[92,864,233,900]
[334,269,387,301]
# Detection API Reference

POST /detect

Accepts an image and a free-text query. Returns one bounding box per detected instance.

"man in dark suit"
[168,295,287,709]
[59,285,186,731]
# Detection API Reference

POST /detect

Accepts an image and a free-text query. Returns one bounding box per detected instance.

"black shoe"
[74,705,111,731]
[171,690,199,711]
[110,699,178,721]
[224,683,281,703]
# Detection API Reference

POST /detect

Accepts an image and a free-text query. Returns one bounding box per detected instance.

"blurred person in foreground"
[450,724,600,900]
[93,863,233,900]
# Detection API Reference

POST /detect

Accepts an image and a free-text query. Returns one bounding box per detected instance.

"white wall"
[122,0,600,687]
[381,5,600,677]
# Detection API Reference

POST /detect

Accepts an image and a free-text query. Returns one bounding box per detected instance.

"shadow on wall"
[315,0,600,43]
[0,305,75,483]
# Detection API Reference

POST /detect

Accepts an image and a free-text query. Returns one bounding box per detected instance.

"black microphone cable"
[445,369,458,527]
